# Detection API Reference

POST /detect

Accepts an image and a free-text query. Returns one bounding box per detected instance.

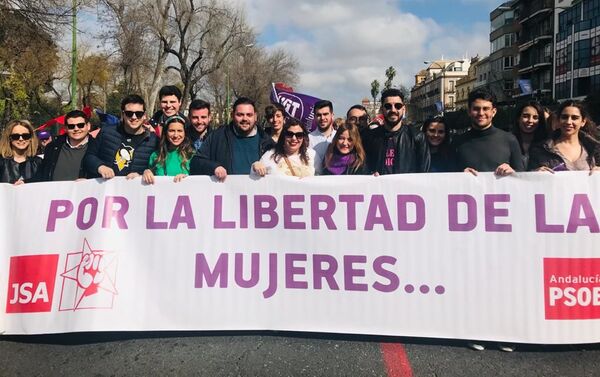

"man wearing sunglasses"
[35,110,92,181]
[346,104,370,131]
[362,88,430,174]
[83,95,158,179]
[190,97,274,182]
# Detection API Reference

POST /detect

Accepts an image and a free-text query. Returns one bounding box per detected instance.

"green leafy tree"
[384,66,396,90]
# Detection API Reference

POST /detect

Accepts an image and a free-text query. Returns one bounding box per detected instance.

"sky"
[76,0,501,115]
[242,0,499,114]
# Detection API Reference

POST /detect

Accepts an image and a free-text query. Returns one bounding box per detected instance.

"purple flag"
[270,84,321,131]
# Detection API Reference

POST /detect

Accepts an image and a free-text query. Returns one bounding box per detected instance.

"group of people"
[0,84,597,185]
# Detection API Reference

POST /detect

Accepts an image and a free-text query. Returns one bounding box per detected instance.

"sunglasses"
[383,103,404,111]
[66,122,86,130]
[348,115,369,123]
[123,110,145,119]
[10,133,32,141]
[284,131,305,139]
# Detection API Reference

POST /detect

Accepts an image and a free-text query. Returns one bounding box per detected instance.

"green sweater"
[148,149,190,176]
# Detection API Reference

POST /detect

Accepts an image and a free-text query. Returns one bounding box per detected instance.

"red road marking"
[380,342,413,377]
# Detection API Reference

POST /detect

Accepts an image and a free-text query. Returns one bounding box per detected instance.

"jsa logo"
[9,282,49,305]
[6,255,59,313]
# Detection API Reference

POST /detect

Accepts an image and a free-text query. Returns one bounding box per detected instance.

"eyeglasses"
[348,115,369,123]
[123,110,145,119]
[284,131,305,139]
[10,133,32,141]
[383,103,404,111]
[66,122,86,130]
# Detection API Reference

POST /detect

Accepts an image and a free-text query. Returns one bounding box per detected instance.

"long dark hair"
[271,118,309,165]
[421,116,450,148]
[554,100,597,139]
[512,101,548,152]
[152,115,195,173]
[324,123,365,172]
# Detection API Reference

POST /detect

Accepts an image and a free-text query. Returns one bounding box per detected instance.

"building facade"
[511,0,555,101]
[489,1,520,104]
[554,0,600,101]
[410,59,470,122]
[455,57,480,109]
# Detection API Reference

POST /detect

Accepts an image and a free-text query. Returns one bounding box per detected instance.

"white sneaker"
[498,344,516,352]
[467,342,485,351]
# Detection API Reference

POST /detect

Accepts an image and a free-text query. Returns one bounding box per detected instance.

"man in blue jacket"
[190,97,273,181]
[83,94,158,179]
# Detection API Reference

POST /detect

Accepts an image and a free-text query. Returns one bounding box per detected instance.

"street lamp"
[423,61,447,116]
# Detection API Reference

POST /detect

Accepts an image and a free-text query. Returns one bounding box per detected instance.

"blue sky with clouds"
[76,0,501,114]
[244,0,500,113]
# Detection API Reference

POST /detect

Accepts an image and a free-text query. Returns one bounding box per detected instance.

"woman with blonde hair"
[0,120,41,184]
[323,123,368,175]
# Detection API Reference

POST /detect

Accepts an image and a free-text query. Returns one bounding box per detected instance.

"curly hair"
[271,118,309,165]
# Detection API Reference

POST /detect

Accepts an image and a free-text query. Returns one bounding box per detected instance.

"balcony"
[518,55,552,74]
[518,31,553,51]
[518,0,553,24]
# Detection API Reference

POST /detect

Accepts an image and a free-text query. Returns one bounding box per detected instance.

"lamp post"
[424,61,446,117]
[70,0,77,110]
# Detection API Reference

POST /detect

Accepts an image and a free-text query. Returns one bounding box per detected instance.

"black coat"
[35,135,91,181]
[190,124,274,175]
[0,156,42,183]
[362,124,430,174]
[528,133,600,171]
[83,124,158,177]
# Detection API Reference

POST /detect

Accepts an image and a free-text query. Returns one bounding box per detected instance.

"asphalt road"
[1,332,600,376]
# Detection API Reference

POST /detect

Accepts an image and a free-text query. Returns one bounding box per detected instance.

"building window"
[574,39,592,69]
[503,56,514,70]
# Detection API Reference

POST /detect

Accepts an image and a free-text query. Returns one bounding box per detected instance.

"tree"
[0,7,60,124]
[77,53,111,107]
[384,66,396,90]
[370,80,380,115]
[158,0,253,107]
[203,44,298,123]
[99,0,172,114]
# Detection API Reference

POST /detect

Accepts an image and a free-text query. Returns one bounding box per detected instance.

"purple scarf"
[327,153,355,175]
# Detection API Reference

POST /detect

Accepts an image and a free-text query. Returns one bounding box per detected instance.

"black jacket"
[362,124,430,174]
[528,133,600,171]
[35,135,91,181]
[0,156,42,183]
[190,124,274,175]
[83,124,158,177]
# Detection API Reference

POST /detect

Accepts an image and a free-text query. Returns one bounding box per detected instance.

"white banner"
[1,173,600,343]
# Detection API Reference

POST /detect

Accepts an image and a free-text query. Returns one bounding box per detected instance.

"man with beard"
[346,104,370,132]
[362,88,429,174]
[188,99,212,152]
[309,99,336,166]
[453,88,523,176]
[190,97,273,181]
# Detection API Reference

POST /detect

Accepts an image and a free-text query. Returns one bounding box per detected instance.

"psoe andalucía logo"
[544,258,600,320]
[59,239,118,311]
